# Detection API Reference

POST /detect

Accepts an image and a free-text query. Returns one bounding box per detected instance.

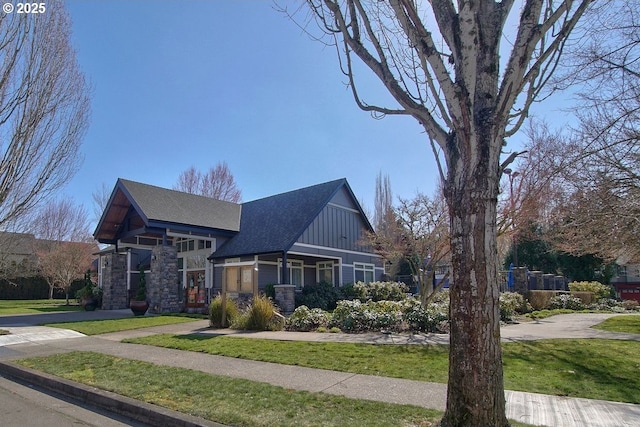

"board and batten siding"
[298,191,371,251]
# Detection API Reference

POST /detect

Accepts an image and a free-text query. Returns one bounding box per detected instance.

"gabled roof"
[94,179,241,243]
[212,178,371,258]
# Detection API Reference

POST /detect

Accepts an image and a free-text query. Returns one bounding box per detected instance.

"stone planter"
[130,300,149,316]
[82,298,98,311]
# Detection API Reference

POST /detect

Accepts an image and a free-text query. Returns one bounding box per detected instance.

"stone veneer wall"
[101,253,128,309]
[274,284,295,315]
[149,245,180,314]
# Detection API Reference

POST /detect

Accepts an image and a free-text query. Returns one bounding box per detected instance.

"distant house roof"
[212,178,371,258]
[94,179,241,243]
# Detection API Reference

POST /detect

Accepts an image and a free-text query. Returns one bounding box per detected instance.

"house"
[610,263,640,303]
[93,178,384,313]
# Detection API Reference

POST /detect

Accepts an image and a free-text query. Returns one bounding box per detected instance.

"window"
[279,259,303,289]
[354,263,375,283]
[317,262,334,285]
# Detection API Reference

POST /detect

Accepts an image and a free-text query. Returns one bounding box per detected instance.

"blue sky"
[63,1,571,226]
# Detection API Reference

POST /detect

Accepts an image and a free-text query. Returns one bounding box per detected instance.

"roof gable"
[212,178,372,258]
[94,179,241,243]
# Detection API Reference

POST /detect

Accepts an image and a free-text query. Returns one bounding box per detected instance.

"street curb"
[0,361,225,427]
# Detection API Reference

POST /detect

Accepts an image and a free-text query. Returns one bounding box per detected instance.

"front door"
[186,270,206,307]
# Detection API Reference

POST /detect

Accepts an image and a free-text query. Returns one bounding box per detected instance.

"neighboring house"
[0,232,40,276]
[610,263,640,303]
[93,178,383,313]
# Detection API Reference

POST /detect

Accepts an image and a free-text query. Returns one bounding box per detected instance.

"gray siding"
[298,204,370,251]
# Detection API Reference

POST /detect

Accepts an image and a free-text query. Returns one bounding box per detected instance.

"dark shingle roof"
[212,178,352,258]
[119,179,241,232]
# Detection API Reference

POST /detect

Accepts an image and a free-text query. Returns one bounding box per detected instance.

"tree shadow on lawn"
[503,339,640,403]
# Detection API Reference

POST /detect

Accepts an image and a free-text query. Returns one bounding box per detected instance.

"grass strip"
[0,299,83,315]
[44,315,201,335]
[16,351,441,427]
[125,334,640,403]
[591,314,640,334]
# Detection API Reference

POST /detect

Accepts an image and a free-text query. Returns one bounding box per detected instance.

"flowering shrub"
[549,294,585,310]
[353,281,408,302]
[286,305,330,331]
[330,299,404,332]
[499,292,525,322]
[401,297,449,332]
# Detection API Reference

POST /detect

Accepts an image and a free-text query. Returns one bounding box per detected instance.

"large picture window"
[317,261,334,285]
[279,259,304,289]
[354,263,374,283]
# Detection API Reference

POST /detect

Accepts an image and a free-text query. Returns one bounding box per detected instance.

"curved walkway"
[1,311,639,427]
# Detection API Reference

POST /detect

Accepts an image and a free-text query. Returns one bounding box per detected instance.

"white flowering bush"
[499,292,525,322]
[285,305,330,332]
[330,299,404,332]
[549,294,585,310]
[353,281,408,302]
[401,297,449,332]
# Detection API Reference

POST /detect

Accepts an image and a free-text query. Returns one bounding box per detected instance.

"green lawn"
[44,315,202,335]
[125,334,640,403]
[0,299,83,315]
[17,351,442,427]
[592,314,640,334]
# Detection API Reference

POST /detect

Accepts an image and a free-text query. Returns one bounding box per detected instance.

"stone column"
[101,253,128,310]
[149,245,180,314]
[513,267,528,294]
[274,284,295,315]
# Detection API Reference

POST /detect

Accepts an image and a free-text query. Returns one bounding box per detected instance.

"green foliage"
[499,292,526,322]
[352,281,408,302]
[264,283,276,300]
[569,281,613,301]
[134,267,147,301]
[400,297,449,333]
[209,296,239,328]
[233,296,283,331]
[527,290,556,310]
[286,305,330,332]
[75,270,102,306]
[0,276,83,300]
[294,281,343,311]
[330,299,403,332]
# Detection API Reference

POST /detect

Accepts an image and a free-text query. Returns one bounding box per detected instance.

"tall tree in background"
[296,1,592,424]
[373,172,393,233]
[174,162,242,202]
[0,0,90,230]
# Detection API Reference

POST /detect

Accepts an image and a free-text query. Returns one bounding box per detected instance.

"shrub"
[353,281,408,302]
[527,290,556,310]
[570,291,595,306]
[264,283,276,300]
[589,298,624,312]
[621,300,640,311]
[499,292,525,322]
[569,281,613,301]
[330,299,404,332]
[549,294,585,310]
[286,305,330,332]
[209,296,239,328]
[233,296,283,331]
[400,297,449,333]
[295,282,342,311]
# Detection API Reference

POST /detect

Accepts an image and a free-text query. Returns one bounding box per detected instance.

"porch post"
[282,251,289,284]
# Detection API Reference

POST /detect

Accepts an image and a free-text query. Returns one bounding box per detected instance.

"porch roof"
[94,179,241,244]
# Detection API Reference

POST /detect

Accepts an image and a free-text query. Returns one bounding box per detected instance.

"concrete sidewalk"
[1,311,639,426]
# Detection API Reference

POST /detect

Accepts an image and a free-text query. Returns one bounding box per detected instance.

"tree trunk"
[49,284,54,300]
[441,133,508,426]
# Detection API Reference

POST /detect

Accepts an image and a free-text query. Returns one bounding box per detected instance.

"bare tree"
[37,241,94,303]
[174,162,242,202]
[32,198,93,243]
[292,1,592,424]
[92,183,112,225]
[0,1,90,230]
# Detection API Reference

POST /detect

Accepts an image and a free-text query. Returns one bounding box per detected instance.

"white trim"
[327,202,360,214]
[213,260,256,268]
[287,250,342,261]
[292,243,381,258]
